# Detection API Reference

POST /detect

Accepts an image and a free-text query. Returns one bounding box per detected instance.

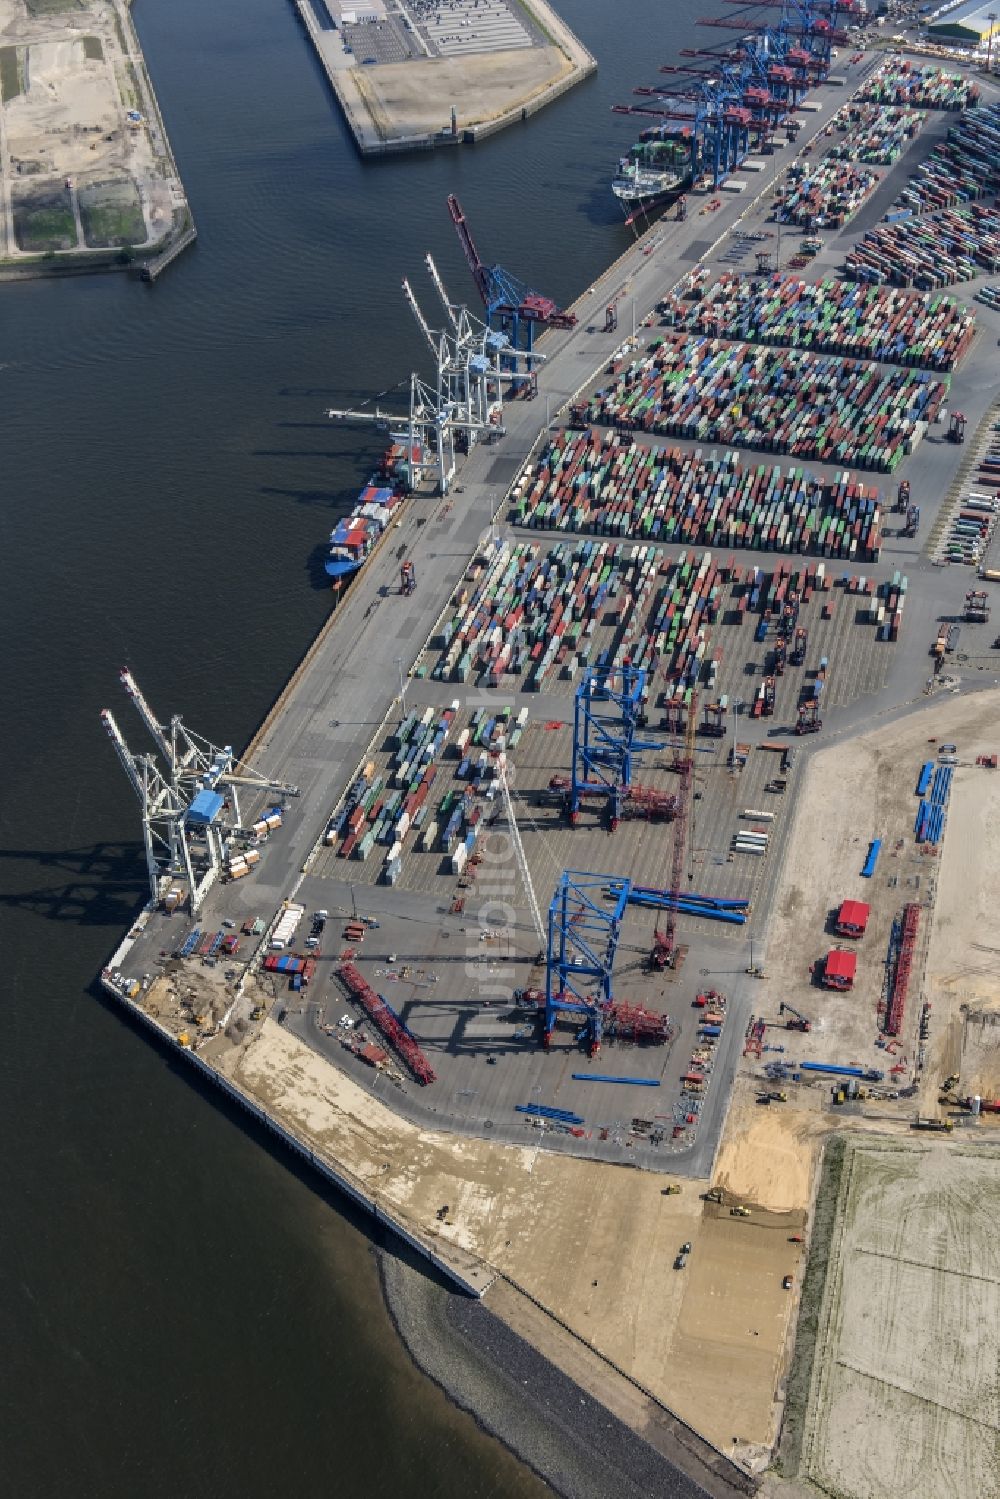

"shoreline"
[0,0,194,284]
[378,1248,758,1499]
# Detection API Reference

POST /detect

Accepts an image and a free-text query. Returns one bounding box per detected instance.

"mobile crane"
[779,1001,812,1032]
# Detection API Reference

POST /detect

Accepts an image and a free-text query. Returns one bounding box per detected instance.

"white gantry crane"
[103,668,300,914]
[327,255,541,495]
[101,708,199,902]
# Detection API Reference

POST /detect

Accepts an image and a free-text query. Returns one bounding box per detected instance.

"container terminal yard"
[97,22,1000,1495]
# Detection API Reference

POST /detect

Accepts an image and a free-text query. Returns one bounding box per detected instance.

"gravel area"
[379,1247,757,1499]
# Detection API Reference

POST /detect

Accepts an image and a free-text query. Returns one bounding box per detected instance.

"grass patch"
[12,189,77,252]
[78,178,145,248]
[0,46,22,103]
[25,0,83,14]
[772,1133,846,1479]
[82,36,104,62]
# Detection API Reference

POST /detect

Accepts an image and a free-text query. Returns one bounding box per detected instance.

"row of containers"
[914,763,953,845]
[821,104,926,167]
[426,537,680,692]
[732,811,774,858]
[422,539,889,705]
[933,420,1000,565]
[939,490,999,566]
[227,805,284,881]
[511,430,883,560]
[856,60,979,112]
[586,334,948,473]
[846,204,1000,290]
[893,101,1000,215]
[774,157,879,231]
[658,273,975,373]
[325,705,528,883]
[425,541,765,698]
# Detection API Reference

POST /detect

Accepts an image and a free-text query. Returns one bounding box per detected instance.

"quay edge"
[99,957,492,1300]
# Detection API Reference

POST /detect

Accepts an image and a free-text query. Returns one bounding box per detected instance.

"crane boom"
[447,193,490,305]
[424,253,459,331]
[653,690,697,969]
[101,707,148,803]
[401,278,439,358]
[118,667,172,764]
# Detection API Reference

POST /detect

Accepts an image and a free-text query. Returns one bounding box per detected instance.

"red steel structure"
[885,903,920,1037]
[602,1001,672,1042]
[337,963,437,1084]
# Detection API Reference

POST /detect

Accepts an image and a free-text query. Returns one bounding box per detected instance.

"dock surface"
[293,0,596,154]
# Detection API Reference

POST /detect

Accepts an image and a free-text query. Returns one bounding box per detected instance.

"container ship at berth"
[612,137,691,224]
[610,0,856,220]
[325,441,415,581]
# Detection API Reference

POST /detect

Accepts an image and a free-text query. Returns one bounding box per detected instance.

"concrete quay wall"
[99,971,492,1299]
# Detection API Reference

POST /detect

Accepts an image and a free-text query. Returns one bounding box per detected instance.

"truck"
[270,901,305,949]
[790,626,808,666]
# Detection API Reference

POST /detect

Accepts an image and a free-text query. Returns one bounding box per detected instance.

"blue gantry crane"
[544,870,632,1054]
[448,194,577,378]
[612,0,858,194]
[569,664,661,828]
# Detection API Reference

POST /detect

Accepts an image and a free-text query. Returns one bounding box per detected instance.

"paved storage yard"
[98,54,1000,1477]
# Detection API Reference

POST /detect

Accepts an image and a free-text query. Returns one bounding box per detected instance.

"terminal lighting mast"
[103,669,300,913]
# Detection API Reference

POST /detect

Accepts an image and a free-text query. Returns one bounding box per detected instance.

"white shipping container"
[451,843,468,875]
[421,820,439,851]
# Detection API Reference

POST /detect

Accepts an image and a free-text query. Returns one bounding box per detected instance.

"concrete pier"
[292,0,595,155]
[99,48,1000,1476]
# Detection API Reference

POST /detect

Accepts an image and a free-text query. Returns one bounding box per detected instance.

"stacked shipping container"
[513,432,882,557]
[586,335,946,472]
[660,274,974,373]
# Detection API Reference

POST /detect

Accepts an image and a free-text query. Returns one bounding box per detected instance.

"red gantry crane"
[447,195,576,377]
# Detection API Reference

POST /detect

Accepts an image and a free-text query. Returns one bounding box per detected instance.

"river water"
[0,1,707,1492]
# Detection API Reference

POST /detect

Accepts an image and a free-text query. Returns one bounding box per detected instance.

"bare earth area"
[352,47,572,138]
[753,688,1000,1114]
[799,1137,1000,1499]
[199,1007,797,1456]
[0,0,188,262]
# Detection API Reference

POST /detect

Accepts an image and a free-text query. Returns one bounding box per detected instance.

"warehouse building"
[926,0,1000,44]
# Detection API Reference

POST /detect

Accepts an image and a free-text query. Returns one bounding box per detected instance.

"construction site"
[0,0,190,266]
[95,9,1000,1495]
